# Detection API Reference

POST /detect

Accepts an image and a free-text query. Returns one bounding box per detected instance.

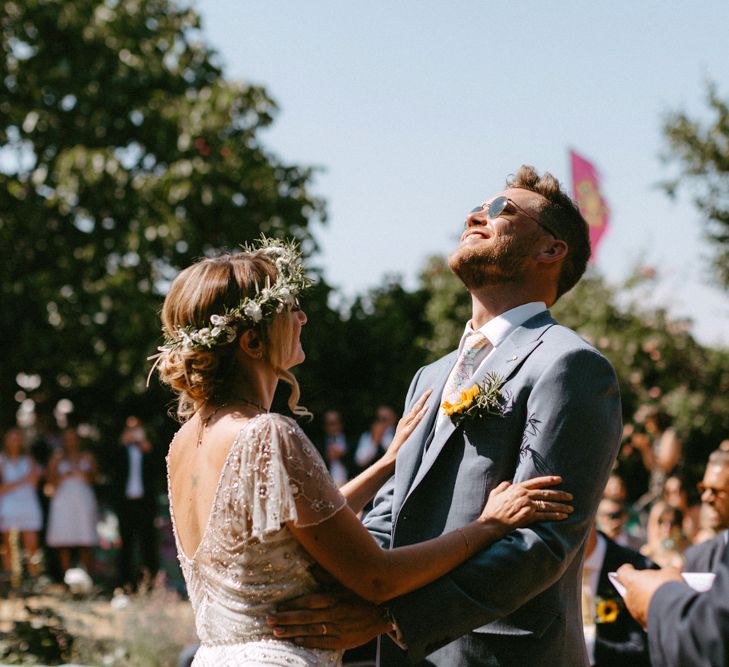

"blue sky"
[195,1,729,345]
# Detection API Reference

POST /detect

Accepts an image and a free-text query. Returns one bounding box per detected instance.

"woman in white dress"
[46,426,98,575]
[0,428,43,576]
[156,239,573,667]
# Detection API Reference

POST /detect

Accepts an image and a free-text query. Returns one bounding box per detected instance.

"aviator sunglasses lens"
[471,196,509,218]
[487,196,508,217]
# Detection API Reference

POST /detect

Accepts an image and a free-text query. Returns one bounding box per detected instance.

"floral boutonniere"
[595,595,622,624]
[441,373,510,426]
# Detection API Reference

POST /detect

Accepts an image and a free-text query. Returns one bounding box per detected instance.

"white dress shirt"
[435,302,547,429]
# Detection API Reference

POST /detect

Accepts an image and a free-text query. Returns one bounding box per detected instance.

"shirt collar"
[584,531,607,572]
[462,302,547,350]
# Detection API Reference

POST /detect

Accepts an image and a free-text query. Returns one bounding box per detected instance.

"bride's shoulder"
[249,412,306,439]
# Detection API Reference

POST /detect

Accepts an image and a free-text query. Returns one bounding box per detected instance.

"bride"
[155,238,573,667]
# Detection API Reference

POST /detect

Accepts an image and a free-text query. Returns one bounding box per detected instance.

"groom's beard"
[448,231,537,289]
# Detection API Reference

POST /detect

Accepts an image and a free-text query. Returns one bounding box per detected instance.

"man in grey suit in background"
[270,165,622,666]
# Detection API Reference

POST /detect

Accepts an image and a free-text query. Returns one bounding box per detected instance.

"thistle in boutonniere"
[442,373,510,426]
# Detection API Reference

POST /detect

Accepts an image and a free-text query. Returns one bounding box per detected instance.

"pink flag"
[570,150,610,260]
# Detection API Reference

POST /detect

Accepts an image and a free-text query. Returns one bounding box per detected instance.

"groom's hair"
[507,165,590,300]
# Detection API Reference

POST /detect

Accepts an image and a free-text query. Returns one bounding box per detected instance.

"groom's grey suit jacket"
[363,311,622,666]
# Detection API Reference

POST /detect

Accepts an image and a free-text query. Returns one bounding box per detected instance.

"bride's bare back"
[167,410,259,559]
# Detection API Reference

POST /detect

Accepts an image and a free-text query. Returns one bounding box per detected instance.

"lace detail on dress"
[192,640,341,666]
[167,413,346,666]
[236,414,347,538]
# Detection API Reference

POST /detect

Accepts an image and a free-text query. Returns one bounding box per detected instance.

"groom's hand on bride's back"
[266,590,390,649]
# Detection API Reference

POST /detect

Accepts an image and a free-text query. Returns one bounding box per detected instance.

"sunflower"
[442,385,480,416]
[596,598,620,624]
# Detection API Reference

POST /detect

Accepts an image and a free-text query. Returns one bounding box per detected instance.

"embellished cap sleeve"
[231,413,346,541]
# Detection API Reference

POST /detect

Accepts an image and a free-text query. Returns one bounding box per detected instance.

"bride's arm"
[288,476,572,605]
[339,391,430,514]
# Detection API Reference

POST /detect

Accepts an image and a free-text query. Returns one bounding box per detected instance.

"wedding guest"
[615,425,650,504]
[354,405,397,472]
[46,427,98,575]
[596,497,642,551]
[111,416,160,589]
[602,473,645,547]
[0,428,43,577]
[682,449,729,573]
[640,504,687,569]
[603,473,628,504]
[617,546,729,667]
[645,473,700,549]
[633,408,682,507]
[582,524,655,667]
[29,412,61,557]
[321,410,350,486]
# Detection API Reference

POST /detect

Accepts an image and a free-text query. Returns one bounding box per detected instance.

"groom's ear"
[238,329,263,360]
[536,238,568,265]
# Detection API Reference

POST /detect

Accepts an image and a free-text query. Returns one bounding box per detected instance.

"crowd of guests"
[317,405,397,485]
[582,410,729,667]
[0,415,161,593]
[0,402,399,594]
[2,403,727,665]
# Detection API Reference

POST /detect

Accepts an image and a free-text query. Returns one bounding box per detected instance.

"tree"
[0,0,324,434]
[662,82,729,288]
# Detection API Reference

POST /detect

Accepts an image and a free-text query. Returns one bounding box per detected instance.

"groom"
[271,165,622,666]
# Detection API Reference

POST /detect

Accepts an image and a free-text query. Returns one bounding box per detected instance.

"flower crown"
[159,237,311,353]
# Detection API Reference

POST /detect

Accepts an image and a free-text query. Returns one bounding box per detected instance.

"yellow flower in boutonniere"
[595,597,620,624]
[441,373,510,426]
[442,385,480,416]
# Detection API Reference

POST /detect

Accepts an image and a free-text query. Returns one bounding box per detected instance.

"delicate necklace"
[197,403,228,447]
[196,398,269,446]
[234,396,269,413]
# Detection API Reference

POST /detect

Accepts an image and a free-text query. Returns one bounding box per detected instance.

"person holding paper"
[617,545,729,667]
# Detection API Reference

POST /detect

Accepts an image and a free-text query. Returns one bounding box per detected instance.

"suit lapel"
[404,312,556,503]
[391,352,456,511]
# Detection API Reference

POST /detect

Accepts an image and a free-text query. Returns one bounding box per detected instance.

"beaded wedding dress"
[168,413,347,666]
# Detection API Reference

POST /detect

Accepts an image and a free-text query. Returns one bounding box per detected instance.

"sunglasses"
[598,510,625,520]
[469,196,559,239]
[697,482,728,499]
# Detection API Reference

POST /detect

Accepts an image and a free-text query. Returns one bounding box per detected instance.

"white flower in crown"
[180,331,194,348]
[153,237,312,357]
[262,246,286,258]
[193,327,215,346]
[278,287,295,306]
[243,301,263,323]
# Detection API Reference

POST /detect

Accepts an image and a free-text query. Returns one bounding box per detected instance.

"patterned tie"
[442,331,490,407]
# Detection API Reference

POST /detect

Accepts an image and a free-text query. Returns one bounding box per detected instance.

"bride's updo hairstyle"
[155,243,309,422]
